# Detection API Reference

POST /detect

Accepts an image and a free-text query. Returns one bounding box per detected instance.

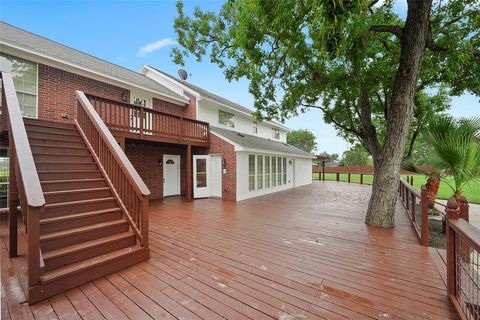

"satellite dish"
[178,69,188,81]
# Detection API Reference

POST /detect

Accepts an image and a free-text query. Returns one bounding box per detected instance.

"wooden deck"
[1,181,455,319]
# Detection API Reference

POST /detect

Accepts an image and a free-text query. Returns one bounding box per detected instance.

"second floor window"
[272,128,280,139]
[219,110,235,128]
[252,121,258,134]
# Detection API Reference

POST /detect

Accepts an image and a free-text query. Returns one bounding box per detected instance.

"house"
[0,21,313,302]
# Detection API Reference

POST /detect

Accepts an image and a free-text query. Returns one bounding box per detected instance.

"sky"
[1,0,478,155]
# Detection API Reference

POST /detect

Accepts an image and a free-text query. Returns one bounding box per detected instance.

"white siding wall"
[293,158,313,187]
[236,151,312,201]
[198,100,288,143]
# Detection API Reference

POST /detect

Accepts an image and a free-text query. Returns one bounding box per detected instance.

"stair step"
[40,219,129,251]
[44,197,117,218]
[27,131,83,142]
[29,138,86,149]
[25,124,78,136]
[23,118,75,130]
[43,232,136,270]
[31,145,90,156]
[40,207,122,234]
[39,170,102,181]
[41,178,107,192]
[40,245,146,284]
[33,154,94,164]
[44,187,112,204]
[36,162,97,171]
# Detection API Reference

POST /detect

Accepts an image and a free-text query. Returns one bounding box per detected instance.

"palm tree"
[427,116,480,200]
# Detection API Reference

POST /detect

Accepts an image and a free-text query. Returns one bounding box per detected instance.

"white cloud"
[137,38,177,56]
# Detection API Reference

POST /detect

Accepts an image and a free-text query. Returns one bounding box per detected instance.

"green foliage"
[427,116,480,197]
[172,0,479,154]
[287,129,317,153]
[339,144,370,166]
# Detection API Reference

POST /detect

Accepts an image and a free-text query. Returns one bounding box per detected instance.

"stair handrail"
[1,70,44,291]
[75,91,150,197]
[75,90,150,246]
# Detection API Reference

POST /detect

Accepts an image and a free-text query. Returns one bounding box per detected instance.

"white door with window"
[193,155,211,198]
[163,155,180,197]
[210,155,222,198]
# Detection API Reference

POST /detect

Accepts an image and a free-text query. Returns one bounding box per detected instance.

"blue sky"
[1,0,478,155]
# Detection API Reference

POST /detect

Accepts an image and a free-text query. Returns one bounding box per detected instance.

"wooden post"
[322,161,325,181]
[141,197,149,248]
[420,185,429,246]
[411,190,416,223]
[348,173,351,183]
[445,197,459,298]
[360,174,364,185]
[8,141,18,258]
[27,206,41,289]
[186,145,192,202]
[458,196,469,222]
[336,172,340,182]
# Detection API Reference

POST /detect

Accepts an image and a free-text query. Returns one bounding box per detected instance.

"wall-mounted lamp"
[121,93,128,103]
[158,159,163,167]
[288,160,293,165]
[222,158,227,169]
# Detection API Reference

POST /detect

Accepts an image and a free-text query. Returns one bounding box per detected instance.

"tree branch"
[370,25,403,39]
[301,103,359,135]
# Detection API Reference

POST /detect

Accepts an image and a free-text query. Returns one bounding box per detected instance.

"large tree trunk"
[365,0,432,228]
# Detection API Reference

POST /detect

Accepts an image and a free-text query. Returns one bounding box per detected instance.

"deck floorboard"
[1,181,455,319]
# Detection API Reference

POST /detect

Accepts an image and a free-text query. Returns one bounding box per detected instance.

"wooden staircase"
[23,118,149,302]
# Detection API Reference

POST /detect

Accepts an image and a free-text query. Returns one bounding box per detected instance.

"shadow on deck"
[1,181,455,319]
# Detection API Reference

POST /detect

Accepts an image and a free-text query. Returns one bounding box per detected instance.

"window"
[0,148,8,209]
[248,155,255,191]
[283,158,287,185]
[272,128,280,139]
[272,156,276,187]
[131,92,151,108]
[264,156,270,188]
[0,54,38,118]
[257,155,263,190]
[277,157,282,185]
[219,110,235,128]
[196,158,207,188]
[252,121,258,134]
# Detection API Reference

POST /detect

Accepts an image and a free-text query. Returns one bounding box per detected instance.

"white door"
[163,155,180,197]
[193,155,211,198]
[211,155,222,198]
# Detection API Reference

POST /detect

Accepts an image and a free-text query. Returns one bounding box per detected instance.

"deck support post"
[360,174,364,185]
[445,197,459,298]
[348,173,351,183]
[8,133,18,258]
[186,145,192,202]
[336,173,340,182]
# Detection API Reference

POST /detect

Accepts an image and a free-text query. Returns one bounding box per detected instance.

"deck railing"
[445,197,479,320]
[86,94,209,146]
[1,70,45,291]
[398,179,430,246]
[75,91,150,247]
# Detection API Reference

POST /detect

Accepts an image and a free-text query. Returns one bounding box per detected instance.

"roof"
[211,126,314,158]
[146,65,289,130]
[0,22,187,104]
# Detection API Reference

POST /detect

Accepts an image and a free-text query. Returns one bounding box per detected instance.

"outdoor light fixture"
[121,93,128,102]
[222,158,227,168]
[158,159,163,166]
[289,160,293,165]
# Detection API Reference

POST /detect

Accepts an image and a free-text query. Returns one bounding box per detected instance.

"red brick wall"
[200,133,237,201]
[125,143,186,200]
[38,64,129,123]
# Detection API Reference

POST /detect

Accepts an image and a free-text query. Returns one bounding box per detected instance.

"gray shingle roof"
[0,22,187,103]
[211,126,313,158]
[147,66,288,129]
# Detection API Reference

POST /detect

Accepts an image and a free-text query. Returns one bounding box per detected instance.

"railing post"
[445,197,459,299]
[27,206,41,290]
[336,172,340,182]
[139,107,144,139]
[458,196,469,222]
[420,185,429,246]
[348,173,351,183]
[411,190,416,223]
[360,174,363,185]
[141,196,149,248]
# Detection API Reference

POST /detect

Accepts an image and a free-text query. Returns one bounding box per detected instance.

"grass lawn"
[313,172,480,204]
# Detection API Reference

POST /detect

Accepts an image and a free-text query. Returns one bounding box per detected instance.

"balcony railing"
[86,94,209,146]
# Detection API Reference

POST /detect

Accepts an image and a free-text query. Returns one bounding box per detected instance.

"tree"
[314,151,339,166]
[287,129,317,153]
[172,0,479,227]
[339,144,370,166]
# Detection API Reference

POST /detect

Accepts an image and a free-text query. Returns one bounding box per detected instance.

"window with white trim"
[248,155,255,191]
[272,128,280,139]
[257,155,263,190]
[219,110,235,128]
[265,156,270,188]
[252,121,258,134]
[0,54,38,118]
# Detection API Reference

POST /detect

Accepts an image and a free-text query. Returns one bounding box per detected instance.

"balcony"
[86,94,210,147]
